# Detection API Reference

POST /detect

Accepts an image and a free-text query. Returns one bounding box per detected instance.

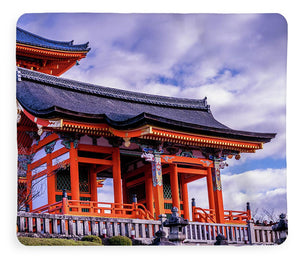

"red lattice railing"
[31,199,155,220]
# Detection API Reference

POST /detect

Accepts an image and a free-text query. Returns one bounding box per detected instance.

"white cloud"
[188,168,287,219]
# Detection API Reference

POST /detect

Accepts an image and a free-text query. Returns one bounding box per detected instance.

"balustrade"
[17,212,282,245]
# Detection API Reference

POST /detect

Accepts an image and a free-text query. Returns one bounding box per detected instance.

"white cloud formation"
[188,168,287,219]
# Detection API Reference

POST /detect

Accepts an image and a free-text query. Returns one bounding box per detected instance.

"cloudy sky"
[17,13,287,220]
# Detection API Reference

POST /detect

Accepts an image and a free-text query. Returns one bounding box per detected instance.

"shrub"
[18,236,101,246]
[81,235,102,245]
[108,236,132,246]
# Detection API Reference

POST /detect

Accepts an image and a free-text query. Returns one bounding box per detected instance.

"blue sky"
[17,13,287,220]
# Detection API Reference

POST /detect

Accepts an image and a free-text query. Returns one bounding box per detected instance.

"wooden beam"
[126,176,145,188]
[33,133,59,153]
[125,164,148,179]
[91,165,111,174]
[177,167,207,175]
[77,144,113,154]
[77,157,113,166]
[183,174,205,184]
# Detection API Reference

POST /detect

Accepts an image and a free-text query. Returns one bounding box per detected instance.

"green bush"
[108,236,132,246]
[81,235,102,245]
[18,236,101,246]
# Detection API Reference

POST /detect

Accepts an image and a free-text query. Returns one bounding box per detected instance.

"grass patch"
[18,236,102,246]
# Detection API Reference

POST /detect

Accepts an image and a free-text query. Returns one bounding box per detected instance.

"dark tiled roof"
[16,67,276,143]
[16,27,90,52]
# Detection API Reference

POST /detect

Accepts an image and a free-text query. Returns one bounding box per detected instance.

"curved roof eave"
[17,27,90,52]
[16,67,276,144]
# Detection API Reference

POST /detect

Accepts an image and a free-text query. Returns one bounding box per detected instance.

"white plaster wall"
[31,149,46,164]
[31,175,48,210]
[31,163,47,176]
[52,139,64,152]
[52,152,70,166]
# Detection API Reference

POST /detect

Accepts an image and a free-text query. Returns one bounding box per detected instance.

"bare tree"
[252,207,281,224]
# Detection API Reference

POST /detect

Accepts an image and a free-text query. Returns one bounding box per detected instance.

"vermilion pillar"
[170,164,180,214]
[152,153,164,219]
[90,166,98,202]
[211,161,225,224]
[206,167,216,211]
[180,174,190,220]
[145,167,154,216]
[70,142,80,201]
[46,153,56,205]
[27,167,33,211]
[112,147,122,204]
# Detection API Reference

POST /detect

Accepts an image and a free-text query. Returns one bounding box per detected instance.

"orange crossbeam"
[77,157,113,166]
[177,167,207,175]
[78,144,113,154]
[161,155,213,167]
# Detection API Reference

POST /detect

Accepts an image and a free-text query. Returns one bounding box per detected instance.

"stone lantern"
[163,207,189,245]
[272,213,288,244]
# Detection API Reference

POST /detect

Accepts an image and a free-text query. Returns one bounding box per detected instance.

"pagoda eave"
[17,105,264,154]
[16,44,88,76]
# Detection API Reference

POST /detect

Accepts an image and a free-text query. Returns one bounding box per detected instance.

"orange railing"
[31,199,155,220]
[224,210,251,224]
[192,207,251,224]
[192,207,216,223]
[67,200,154,220]
[31,201,63,214]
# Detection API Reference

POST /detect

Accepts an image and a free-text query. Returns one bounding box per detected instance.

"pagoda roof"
[17,27,90,52]
[16,67,275,143]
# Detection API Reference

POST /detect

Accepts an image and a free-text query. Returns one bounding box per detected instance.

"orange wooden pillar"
[145,167,154,216]
[90,166,98,213]
[112,147,122,204]
[69,142,80,202]
[170,164,180,214]
[46,153,56,205]
[206,167,216,211]
[211,161,225,224]
[26,167,33,211]
[152,153,164,219]
[180,174,190,220]
[90,166,98,202]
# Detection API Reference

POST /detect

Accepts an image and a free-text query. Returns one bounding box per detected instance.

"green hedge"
[18,236,101,246]
[81,235,102,245]
[108,236,132,246]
